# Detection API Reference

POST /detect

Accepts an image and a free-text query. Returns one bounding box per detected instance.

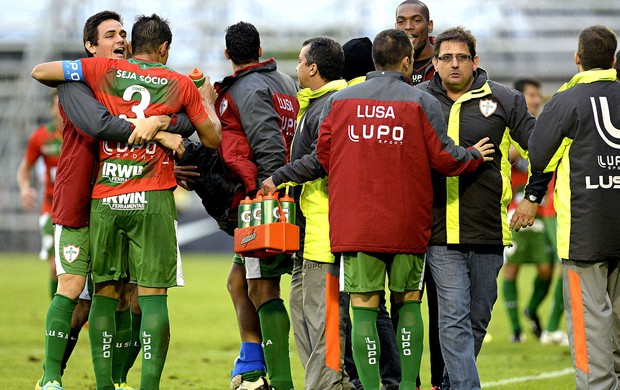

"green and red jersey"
[24,121,62,213]
[77,57,209,198]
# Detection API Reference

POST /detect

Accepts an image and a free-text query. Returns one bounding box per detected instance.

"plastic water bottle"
[279,193,296,224]
[188,68,205,88]
[250,194,263,226]
[238,196,252,228]
[261,193,279,224]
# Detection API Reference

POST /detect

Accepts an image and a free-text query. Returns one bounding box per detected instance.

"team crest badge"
[219,98,228,115]
[63,245,80,263]
[479,99,497,118]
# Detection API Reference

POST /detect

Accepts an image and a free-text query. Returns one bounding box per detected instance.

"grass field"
[0,252,575,389]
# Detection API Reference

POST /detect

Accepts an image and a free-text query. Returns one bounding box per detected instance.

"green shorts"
[54,224,91,277]
[343,252,425,293]
[90,190,184,288]
[39,213,54,260]
[506,218,555,265]
[233,253,293,279]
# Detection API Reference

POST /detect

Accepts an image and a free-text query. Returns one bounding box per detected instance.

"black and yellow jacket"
[418,68,547,246]
[529,69,620,261]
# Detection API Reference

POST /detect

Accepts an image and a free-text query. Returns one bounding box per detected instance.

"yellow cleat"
[115,383,136,390]
[40,381,63,390]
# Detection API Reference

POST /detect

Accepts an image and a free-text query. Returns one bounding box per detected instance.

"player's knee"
[57,274,87,300]
[227,270,248,297]
[117,283,134,311]
[247,284,279,308]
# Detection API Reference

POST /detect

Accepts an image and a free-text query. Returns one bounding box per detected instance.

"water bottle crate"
[234,222,300,259]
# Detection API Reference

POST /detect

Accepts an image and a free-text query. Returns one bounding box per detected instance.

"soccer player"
[502,78,565,344]
[395,0,435,85]
[337,36,403,390]
[216,22,299,390]
[32,13,221,389]
[315,28,493,390]
[30,10,198,390]
[16,91,62,299]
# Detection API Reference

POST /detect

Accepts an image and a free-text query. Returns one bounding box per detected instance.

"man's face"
[395,4,433,54]
[433,40,478,93]
[90,19,127,59]
[522,84,543,116]
[296,44,313,89]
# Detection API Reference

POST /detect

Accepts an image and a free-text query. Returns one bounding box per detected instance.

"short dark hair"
[83,10,123,57]
[342,37,375,81]
[225,22,261,66]
[301,37,344,82]
[434,26,476,58]
[577,25,617,71]
[372,29,413,70]
[396,0,430,22]
[514,78,541,93]
[130,14,172,55]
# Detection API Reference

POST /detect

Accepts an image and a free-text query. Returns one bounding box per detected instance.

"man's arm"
[193,77,221,149]
[59,83,196,144]
[31,61,67,87]
[16,159,37,210]
[506,91,554,231]
[238,88,286,181]
[421,98,492,175]
[58,83,132,141]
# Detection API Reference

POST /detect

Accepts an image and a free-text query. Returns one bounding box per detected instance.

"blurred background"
[1,0,619,253]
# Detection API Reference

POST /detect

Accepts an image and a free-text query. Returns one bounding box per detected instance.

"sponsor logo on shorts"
[63,245,80,263]
[102,191,148,210]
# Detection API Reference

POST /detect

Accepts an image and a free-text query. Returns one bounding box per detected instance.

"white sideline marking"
[481,367,573,387]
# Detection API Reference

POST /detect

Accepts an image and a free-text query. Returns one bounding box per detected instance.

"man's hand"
[200,76,218,106]
[154,132,184,157]
[174,165,200,191]
[126,115,173,145]
[509,199,538,232]
[20,187,37,210]
[472,137,495,162]
[261,177,277,195]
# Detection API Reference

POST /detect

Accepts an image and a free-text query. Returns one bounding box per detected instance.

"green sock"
[351,305,381,390]
[88,295,119,390]
[121,312,142,383]
[60,327,81,376]
[112,309,131,383]
[257,299,293,390]
[503,279,521,333]
[138,295,170,390]
[527,276,552,318]
[50,278,58,300]
[43,294,77,385]
[547,278,564,332]
[397,300,423,390]
[242,369,266,382]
